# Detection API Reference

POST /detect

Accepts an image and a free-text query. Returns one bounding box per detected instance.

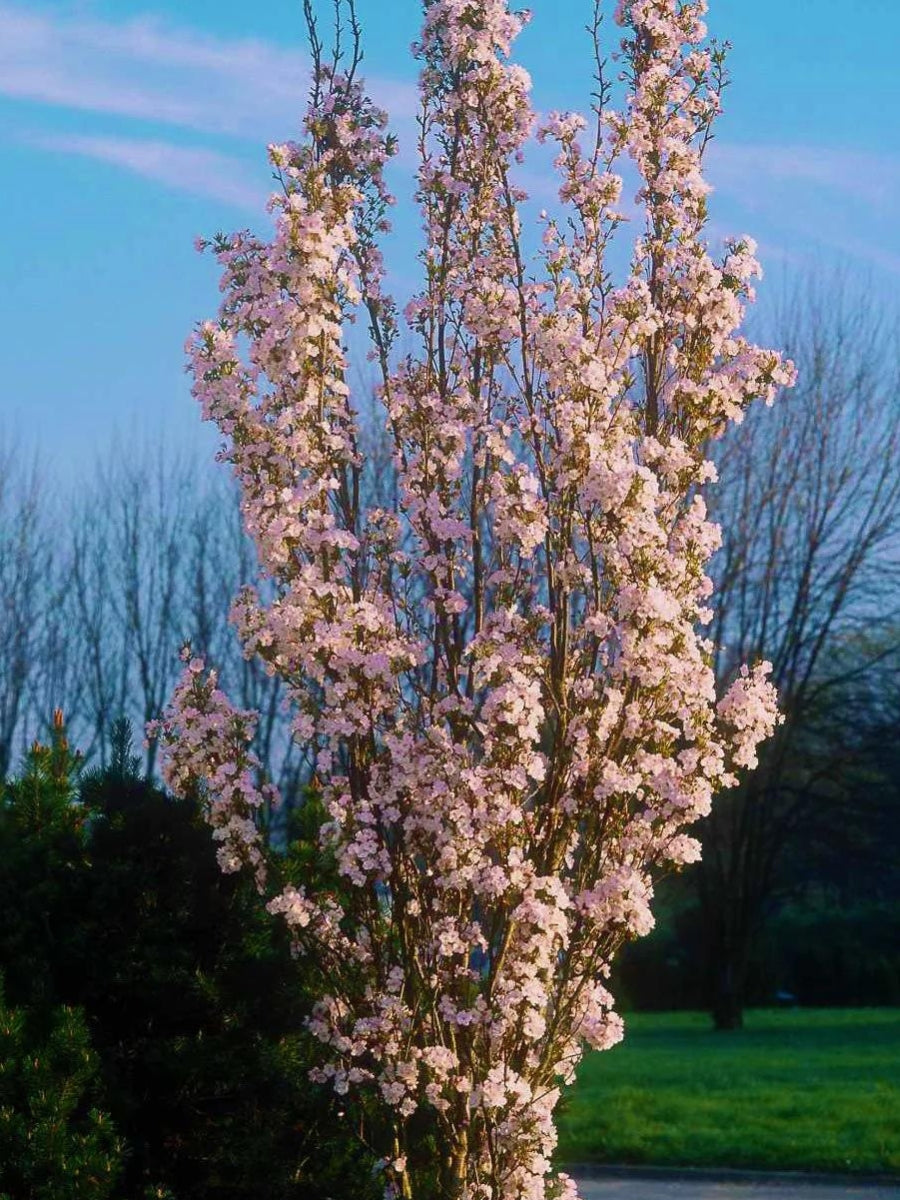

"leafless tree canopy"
[0,445,51,779]
[711,283,900,700]
[0,440,304,803]
[697,281,900,1026]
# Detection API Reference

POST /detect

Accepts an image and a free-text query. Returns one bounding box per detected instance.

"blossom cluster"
[150,650,276,890]
[155,2,793,1197]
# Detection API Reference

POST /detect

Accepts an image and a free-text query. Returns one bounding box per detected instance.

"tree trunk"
[711,958,745,1030]
[439,1129,469,1200]
[697,866,753,1030]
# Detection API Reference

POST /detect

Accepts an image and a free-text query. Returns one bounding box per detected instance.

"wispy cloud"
[4,7,898,277]
[0,3,418,140]
[710,143,899,212]
[709,142,900,276]
[29,132,265,211]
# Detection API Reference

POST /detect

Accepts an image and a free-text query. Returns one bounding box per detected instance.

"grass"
[556,1008,900,1174]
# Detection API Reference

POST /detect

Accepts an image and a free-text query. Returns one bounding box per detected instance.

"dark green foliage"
[0,721,377,1200]
[613,877,705,1012]
[0,715,85,1013]
[617,882,900,1012]
[0,981,125,1200]
[764,901,900,1007]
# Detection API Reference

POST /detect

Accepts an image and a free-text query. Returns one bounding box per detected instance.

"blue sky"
[2,0,898,473]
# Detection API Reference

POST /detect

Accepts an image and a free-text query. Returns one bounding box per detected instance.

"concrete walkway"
[572,1169,900,1200]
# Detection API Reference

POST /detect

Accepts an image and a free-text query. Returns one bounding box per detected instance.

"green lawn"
[557,1009,900,1174]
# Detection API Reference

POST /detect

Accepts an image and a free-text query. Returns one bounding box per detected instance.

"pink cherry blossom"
[154,2,792,1196]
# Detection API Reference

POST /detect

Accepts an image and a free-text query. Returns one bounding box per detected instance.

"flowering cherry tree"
[154,0,793,1196]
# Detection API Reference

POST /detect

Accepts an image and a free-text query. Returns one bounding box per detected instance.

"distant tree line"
[0,441,304,804]
[1,282,898,1030]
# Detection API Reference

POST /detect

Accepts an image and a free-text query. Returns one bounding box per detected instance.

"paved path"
[573,1171,900,1200]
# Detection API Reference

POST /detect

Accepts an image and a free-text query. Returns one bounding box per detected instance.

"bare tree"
[28,565,89,749]
[61,443,302,792]
[69,490,131,768]
[696,282,900,1027]
[0,445,54,778]
[0,435,307,791]
[65,444,203,773]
